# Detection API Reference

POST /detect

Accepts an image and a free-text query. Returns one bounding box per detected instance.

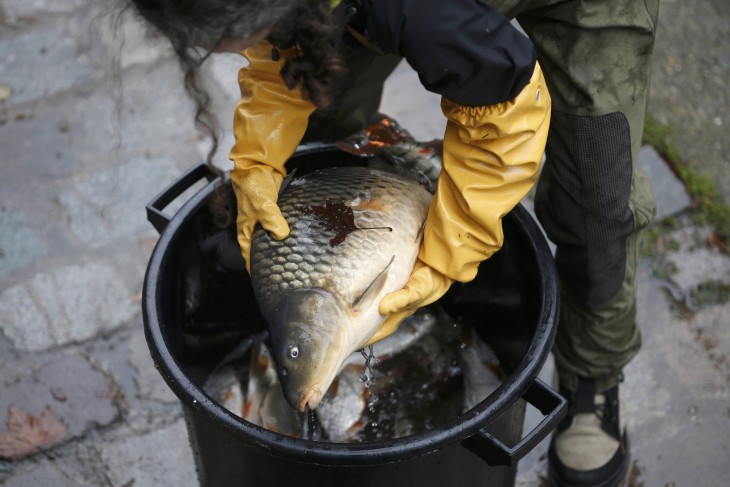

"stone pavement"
[0,2,728,486]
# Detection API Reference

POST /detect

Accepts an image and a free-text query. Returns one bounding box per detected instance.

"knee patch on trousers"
[536,111,635,308]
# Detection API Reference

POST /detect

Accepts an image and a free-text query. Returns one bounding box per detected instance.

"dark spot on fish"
[302,199,360,247]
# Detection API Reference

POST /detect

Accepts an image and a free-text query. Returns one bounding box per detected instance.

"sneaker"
[548,376,629,487]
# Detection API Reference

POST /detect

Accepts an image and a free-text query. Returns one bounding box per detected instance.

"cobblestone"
[100,420,197,487]
[57,156,181,248]
[0,209,47,278]
[0,21,99,106]
[0,262,136,351]
[637,145,691,221]
[128,327,178,405]
[0,354,119,441]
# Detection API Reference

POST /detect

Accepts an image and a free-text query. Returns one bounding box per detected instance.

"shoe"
[548,376,629,487]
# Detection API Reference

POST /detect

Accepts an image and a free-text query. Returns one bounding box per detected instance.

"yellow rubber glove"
[373,62,551,343]
[229,41,317,272]
[366,260,452,346]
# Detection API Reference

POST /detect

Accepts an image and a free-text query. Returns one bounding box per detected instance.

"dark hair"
[126,0,346,227]
[127,0,344,165]
[268,0,346,110]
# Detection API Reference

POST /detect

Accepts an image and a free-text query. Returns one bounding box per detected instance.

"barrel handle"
[146,163,219,234]
[462,378,567,467]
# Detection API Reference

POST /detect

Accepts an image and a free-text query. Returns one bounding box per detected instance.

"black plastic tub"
[142,143,565,487]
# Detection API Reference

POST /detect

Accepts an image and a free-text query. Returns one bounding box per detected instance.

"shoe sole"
[548,437,630,487]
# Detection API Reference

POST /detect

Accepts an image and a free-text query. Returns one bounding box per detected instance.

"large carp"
[250,166,432,412]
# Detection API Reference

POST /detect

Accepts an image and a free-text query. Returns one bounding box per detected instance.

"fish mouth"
[298,387,323,412]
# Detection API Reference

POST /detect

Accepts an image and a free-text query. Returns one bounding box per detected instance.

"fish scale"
[249,166,432,411]
[251,167,430,313]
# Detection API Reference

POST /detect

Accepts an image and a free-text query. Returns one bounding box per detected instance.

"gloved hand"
[369,61,551,343]
[233,164,290,273]
[365,260,453,346]
[229,41,316,272]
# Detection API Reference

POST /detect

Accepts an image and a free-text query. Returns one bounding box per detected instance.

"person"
[129,0,659,485]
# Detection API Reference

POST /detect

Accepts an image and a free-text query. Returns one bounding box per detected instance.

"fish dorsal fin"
[352,256,394,311]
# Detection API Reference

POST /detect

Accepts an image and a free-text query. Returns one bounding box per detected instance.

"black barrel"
[142,144,565,487]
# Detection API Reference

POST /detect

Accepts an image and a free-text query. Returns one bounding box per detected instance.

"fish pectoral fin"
[352,255,394,311]
[415,220,426,243]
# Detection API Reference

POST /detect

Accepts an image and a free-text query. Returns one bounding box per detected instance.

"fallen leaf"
[303,199,361,247]
[707,232,728,253]
[656,234,665,255]
[0,85,11,103]
[0,406,68,460]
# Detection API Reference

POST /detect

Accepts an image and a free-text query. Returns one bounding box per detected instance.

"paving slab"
[637,145,692,221]
[648,0,730,203]
[0,460,82,487]
[128,327,178,405]
[623,263,730,486]
[0,354,118,452]
[57,156,181,248]
[0,18,99,106]
[100,420,198,487]
[0,208,47,278]
[663,227,730,293]
[0,0,87,25]
[83,324,186,438]
[0,262,137,351]
[95,5,172,71]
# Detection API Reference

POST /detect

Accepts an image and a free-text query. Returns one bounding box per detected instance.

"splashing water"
[301,408,322,441]
[359,346,377,387]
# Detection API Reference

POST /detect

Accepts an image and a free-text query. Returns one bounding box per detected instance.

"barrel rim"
[142,158,558,465]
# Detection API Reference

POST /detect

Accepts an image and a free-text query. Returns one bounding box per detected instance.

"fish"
[315,309,437,441]
[202,364,245,417]
[457,325,503,412]
[336,116,443,192]
[242,341,302,436]
[203,310,439,441]
[249,166,432,412]
[202,341,304,437]
[314,363,366,442]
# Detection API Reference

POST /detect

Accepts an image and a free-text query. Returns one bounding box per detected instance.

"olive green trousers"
[309,0,660,393]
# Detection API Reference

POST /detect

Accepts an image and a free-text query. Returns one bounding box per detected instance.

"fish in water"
[242,341,302,436]
[249,166,432,411]
[457,324,503,412]
[203,310,453,442]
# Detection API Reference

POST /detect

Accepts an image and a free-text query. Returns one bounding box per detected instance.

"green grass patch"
[690,279,730,307]
[643,115,730,241]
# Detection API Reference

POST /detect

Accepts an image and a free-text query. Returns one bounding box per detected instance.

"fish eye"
[288,345,300,359]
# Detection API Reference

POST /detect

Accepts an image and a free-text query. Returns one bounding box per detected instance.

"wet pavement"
[0,1,728,486]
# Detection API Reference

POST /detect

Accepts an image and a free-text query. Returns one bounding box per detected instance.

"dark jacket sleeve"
[360,0,536,107]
